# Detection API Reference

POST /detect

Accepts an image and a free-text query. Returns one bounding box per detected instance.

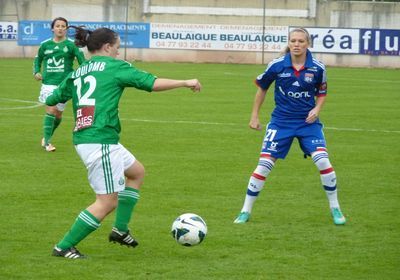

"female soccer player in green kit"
[46,26,201,259]
[33,17,85,152]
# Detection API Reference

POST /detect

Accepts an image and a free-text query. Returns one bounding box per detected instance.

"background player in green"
[46,26,202,259]
[33,17,85,152]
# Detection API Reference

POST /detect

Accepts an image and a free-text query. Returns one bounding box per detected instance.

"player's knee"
[125,160,145,180]
[311,150,332,171]
[253,158,275,177]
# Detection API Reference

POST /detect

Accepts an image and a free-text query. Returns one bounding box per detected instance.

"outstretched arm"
[249,87,267,131]
[152,78,201,92]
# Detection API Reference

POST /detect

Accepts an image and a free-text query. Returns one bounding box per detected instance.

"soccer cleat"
[41,138,56,152]
[109,227,139,247]
[234,212,250,224]
[331,207,346,225]
[52,246,85,259]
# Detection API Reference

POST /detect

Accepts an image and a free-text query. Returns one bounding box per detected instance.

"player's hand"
[249,117,262,131]
[306,108,319,123]
[34,73,42,81]
[186,79,201,92]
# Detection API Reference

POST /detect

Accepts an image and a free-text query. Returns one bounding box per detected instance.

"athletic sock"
[43,113,55,145]
[52,117,62,135]
[241,158,274,213]
[312,149,340,209]
[114,187,140,233]
[57,210,100,250]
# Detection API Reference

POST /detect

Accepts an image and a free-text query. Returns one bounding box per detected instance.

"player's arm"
[306,68,327,123]
[306,95,326,124]
[115,63,201,92]
[33,46,44,81]
[152,78,201,92]
[249,86,267,131]
[251,64,275,131]
[45,78,72,106]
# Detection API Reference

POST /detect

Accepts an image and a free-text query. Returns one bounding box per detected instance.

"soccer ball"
[171,213,207,246]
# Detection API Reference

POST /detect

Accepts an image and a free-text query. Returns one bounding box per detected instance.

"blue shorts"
[260,120,326,159]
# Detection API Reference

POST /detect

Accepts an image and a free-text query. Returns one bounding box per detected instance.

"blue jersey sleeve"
[255,61,278,90]
[316,65,327,96]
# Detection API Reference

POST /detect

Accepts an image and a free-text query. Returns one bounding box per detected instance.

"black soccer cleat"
[52,246,86,259]
[109,227,139,248]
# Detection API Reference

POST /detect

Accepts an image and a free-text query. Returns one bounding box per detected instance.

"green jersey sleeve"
[33,45,44,75]
[114,61,156,92]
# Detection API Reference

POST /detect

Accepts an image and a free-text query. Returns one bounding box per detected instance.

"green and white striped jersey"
[33,38,85,85]
[46,56,157,144]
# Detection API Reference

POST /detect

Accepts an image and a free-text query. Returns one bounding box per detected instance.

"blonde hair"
[283,27,311,54]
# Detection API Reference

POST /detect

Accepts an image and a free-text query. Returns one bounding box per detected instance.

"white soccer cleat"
[41,138,56,152]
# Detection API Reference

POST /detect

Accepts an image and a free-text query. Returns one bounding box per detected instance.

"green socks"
[53,117,62,134]
[114,187,140,233]
[43,113,55,145]
[57,210,100,250]
[43,113,62,144]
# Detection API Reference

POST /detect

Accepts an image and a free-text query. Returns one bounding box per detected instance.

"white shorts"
[38,84,66,112]
[75,143,136,194]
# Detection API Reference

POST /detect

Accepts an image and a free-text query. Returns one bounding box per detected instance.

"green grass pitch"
[0,58,399,279]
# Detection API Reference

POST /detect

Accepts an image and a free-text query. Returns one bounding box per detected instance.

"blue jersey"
[256,50,327,121]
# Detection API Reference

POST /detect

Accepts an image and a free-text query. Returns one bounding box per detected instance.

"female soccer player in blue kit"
[234,28,346,225]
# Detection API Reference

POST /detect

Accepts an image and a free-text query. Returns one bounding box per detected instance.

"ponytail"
[69,26,92,48]
[68,26,118,52]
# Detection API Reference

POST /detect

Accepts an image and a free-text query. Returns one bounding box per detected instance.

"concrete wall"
[1,0,399,68]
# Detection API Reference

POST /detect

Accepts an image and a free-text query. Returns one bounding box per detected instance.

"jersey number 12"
[74,75,96,106]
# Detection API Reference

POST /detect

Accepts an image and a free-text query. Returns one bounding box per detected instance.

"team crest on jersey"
[63,46,68,53]
[304,73,314,83]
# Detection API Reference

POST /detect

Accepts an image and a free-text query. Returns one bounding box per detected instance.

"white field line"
[0,98,42,110]
[1,98,399,134]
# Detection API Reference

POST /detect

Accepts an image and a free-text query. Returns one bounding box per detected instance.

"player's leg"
[51,103,65,136]
[109,144,144,247]
[42,107,56,150]
[311,148,345,225]
[234,123,292,224]
[52,144,125,258]
[38,85,60,152]
[53,193,117,259]
[299,123,346,225]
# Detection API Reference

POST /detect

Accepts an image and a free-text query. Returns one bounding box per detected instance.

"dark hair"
[283,27,311,54]
[51,17,68,29]
[69,26,118,52]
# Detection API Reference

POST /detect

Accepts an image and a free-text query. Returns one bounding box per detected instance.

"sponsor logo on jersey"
[278,86,310,98]
[74,106,95,131]
[278,72,291,78]
[292,81,300,87]
[304,73,314,83]
[267,141,278,152]
[46,57,65,72]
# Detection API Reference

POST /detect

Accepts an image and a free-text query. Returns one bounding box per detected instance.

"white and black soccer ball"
[171,213,207,246]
